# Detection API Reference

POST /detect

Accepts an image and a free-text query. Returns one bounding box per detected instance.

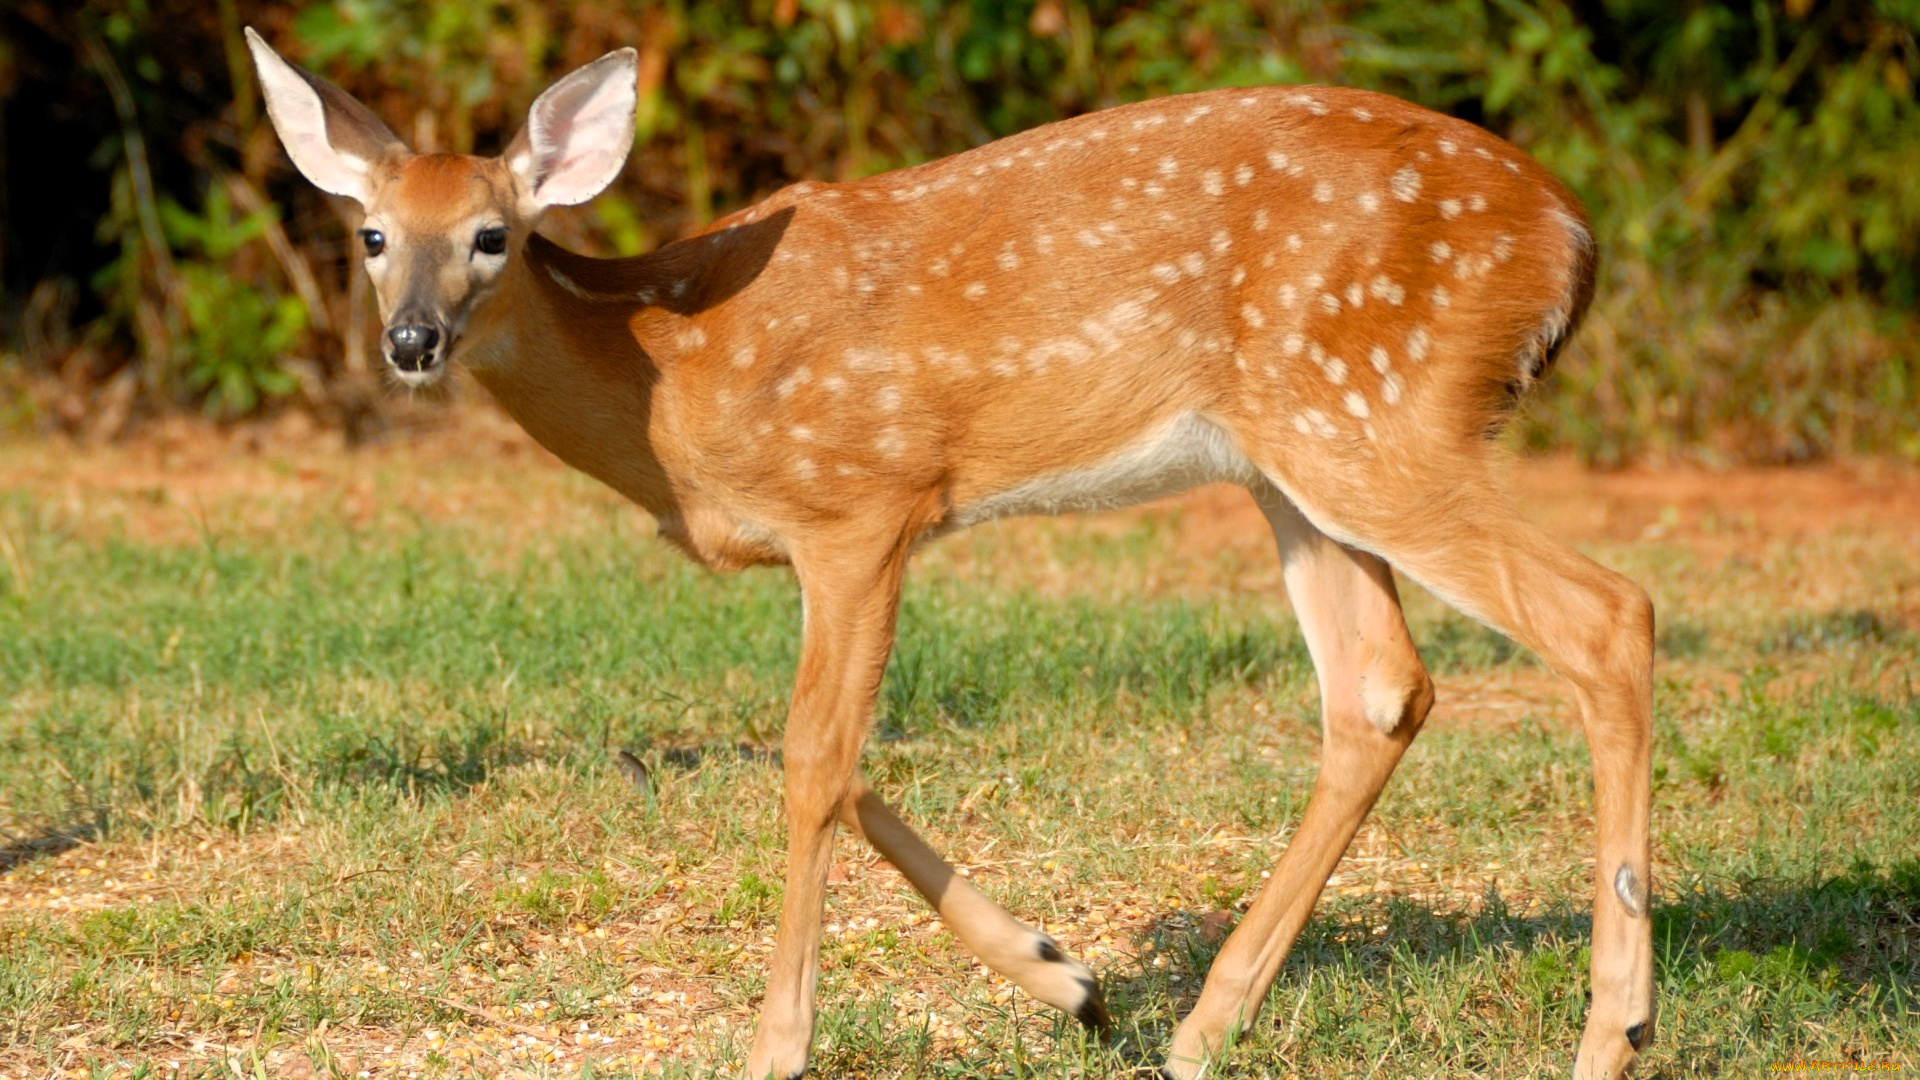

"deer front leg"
[743,542,911,1080]
[838,774,1112,1031]
[1163,492,1433,1078]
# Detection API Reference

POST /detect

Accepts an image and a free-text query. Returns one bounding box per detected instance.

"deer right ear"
[245,27,405,205]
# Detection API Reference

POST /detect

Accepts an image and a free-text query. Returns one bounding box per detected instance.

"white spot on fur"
[1286,233,1304,253]
[1438,198,1462,219]
[1358,191,1381,213]
[1158,156,1180,177]
[1077,229,1105,248]
[1234,163,1254,186]
[1277,284,1298,308]
[1301,408,1337,438]
[1382,371,1405,405]
[1432,285,1451,309]
[546,266,593,299]
[794,458,817,480]
[1456,254,1494,280]
[1407,326,1431,363]
[998,248,1021,271]
[1391,166,1422,202]
[1438,138,1458,155]
[876,386,902,413]
[1468,194,1488,212]
[875,427,908,458]
[1345,391,1370,418]
[1369,275,1406,305]
[1179,252,1206,277]
[1253,208,1271,231]
[1313,181,1334,203]
[1240,303,1266,329]
[1319,293,1342,314]
[776,366,812,398]
[1201,169,1225,196]
[1210,230,1232,255]
[844,346,895,372]
[731,343,757,368]
[1035,232,1055,255]
[1370,346,1391,373]
[1151,263,1181,284]
[964,282,988,299]
[1430,240,1453,263]
[1286,92,1329,117]
[1267,149,1291,172]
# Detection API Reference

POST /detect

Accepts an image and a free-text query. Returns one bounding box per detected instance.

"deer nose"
[386,323,441,370]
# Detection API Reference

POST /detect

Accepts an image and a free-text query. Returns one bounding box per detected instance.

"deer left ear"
[507,49,638,215]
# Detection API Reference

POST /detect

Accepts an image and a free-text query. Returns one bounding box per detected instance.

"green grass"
[0,469,1915,1078]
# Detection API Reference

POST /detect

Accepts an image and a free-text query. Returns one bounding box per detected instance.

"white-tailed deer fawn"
[249,29,1655,1079]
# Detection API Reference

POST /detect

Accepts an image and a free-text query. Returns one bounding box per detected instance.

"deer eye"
[475,226,508,256]
[359,229,386,258]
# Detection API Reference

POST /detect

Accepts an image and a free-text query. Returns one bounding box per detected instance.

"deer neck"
[459,234,703,546]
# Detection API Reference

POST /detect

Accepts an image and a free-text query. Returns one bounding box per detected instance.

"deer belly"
[946,413,1257,529]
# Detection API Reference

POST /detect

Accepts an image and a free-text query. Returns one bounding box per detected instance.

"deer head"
[245,28,637,385]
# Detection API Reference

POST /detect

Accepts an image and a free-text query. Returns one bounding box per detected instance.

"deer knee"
[1358,648,1434,736]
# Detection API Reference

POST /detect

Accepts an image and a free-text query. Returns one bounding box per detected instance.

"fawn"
[248,30,1654,1079]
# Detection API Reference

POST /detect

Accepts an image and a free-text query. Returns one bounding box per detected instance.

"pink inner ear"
[527,65,634,206]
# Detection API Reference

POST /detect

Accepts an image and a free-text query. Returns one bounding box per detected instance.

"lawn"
[1,414,1915,1078]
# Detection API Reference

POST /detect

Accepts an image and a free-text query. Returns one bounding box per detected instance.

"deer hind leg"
[743,534,914,1080]
[1269,462,1656,1080]
[837,774,1111,1030]
[1163,486,1434,1079]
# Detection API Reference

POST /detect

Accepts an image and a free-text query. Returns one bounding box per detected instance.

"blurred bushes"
[0,0,1915,460]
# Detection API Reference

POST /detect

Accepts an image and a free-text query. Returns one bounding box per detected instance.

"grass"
[0,434,1915,1078]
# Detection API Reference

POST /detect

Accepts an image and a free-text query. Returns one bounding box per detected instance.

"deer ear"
[506,49,638,214]
[245,27,405,205]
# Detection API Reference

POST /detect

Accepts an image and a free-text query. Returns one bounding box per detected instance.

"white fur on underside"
[945,412,1257,530]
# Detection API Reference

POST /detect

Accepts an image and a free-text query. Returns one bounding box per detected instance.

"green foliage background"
[1,0,1916,460]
